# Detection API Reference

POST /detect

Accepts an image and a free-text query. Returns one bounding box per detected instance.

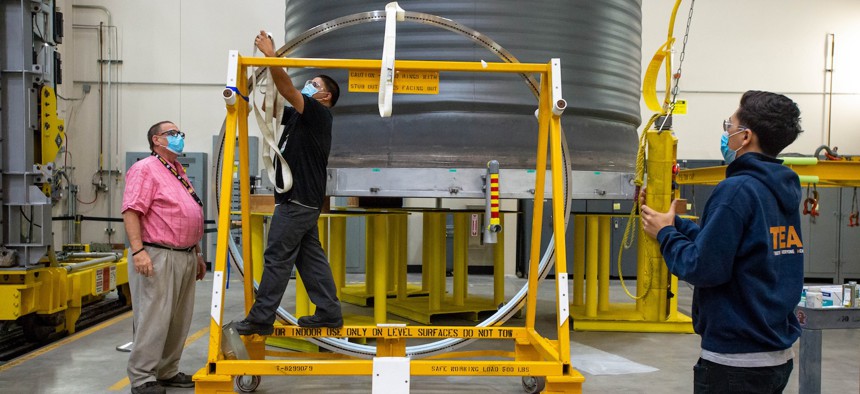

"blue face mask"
[720,130,743,164]
[301,83,318,98]
[165,134,185,154]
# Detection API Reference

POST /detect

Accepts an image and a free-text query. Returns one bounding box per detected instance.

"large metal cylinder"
[283,0,641,184]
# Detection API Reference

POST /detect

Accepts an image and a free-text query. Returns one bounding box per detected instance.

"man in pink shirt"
[122,120,206,394]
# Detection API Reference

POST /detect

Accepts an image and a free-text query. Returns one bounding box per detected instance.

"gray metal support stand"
[798,328,822,394]
[795,306,860,394]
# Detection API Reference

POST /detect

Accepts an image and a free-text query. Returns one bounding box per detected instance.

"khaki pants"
[127,247,197,388]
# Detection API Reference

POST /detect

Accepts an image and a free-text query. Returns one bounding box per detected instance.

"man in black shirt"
[235,31,343,334]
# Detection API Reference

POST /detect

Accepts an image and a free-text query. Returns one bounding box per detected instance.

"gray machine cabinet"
[839,187,860,281]
[800,188,840,282]
[210,136,258,264]
[608,215,639,278]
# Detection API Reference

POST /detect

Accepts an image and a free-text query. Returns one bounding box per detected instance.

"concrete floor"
[0,273,857,393]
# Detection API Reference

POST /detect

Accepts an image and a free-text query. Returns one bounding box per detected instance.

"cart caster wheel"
[522,376,545,393]
[234,375,261,393]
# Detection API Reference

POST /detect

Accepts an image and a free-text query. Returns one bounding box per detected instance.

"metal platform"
[386,295,499,325]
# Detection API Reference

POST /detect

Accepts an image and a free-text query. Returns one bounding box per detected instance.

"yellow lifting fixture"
[193,54,582,393]
[567,0,697,333]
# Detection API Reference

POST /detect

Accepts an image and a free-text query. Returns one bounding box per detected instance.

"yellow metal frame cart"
[194,53,581,393]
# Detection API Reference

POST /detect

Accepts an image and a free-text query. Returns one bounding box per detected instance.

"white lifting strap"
[378,2,405,118]
[251,43,292,194]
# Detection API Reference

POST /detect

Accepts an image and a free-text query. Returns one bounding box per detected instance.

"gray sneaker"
[131,381,165,394]
[156,372,194,388]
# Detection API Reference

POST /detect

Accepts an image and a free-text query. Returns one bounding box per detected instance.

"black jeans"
[694,358,793,394]
[247,203,341,325]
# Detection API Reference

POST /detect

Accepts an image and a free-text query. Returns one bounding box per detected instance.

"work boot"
[156,372,194,388]
[130,381,165,394]
[233,319,274,336]
[297,314,343,328]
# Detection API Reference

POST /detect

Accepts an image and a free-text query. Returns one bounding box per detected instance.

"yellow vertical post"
[637,129,677,321]
[387,215,397,293]
[376,338,407,358]
[547,59,571,363]
[307,216,329,316]
[421,212,430,291]
[319,216,329,256]
[329,216,346,298]
[373,215,388,323]
[365,215,375,296]
[437,213,448,306]
[636,223,648,315]
[237,70,255,318]
[250,214,265,308]
[453,212,468,306]
[250,214,265,283]
[598,215,611,312]
[318,215,329,313]
[287,219,326,320]
[525,74,551,328]
[396,214,408,301]
[493,213,505,307]
[572,215,586,306]
[428,213,443,311]
[585,216,598,317]
[207,54,242,364]
[669,274,680,320]
[295,273,310,318]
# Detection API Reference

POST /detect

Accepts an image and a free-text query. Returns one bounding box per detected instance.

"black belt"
[143,242,195,253]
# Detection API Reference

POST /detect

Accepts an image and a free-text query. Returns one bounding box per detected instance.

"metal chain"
[668,0,695,113]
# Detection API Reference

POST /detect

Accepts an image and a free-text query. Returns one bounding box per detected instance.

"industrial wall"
[641,0,860,159]
[53,0,284,247]
[53,0,860,256]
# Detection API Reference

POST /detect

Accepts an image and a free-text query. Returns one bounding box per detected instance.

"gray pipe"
[73,5,116,240]
[64,253,121,273]
[66,252,120,258]
[71,4,112,27]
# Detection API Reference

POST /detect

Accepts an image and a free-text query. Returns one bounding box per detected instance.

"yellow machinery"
[678,157,860,188]
[678,157,860,221]
[567,0,695,333]
[0,0,131,358]
[194,54,583,393]
[568,129,694,333]
[0,251,130,341]
[37,86,66,197]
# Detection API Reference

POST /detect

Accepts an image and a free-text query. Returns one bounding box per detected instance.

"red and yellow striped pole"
[484,160,502,244]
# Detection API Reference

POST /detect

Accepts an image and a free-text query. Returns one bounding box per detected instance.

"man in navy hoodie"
[641,90,804,393]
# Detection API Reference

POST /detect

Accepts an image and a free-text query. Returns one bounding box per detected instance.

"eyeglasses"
[722,119,747,133]
[159,129,185,138]
[304,80,325,91]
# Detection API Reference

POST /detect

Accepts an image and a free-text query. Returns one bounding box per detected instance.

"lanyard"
[151,152,203,207]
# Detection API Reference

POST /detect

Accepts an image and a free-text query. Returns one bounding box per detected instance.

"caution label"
[95,265,116,294]
[673,99,687,115]
[273,326,520,339]
[348,69,439,94]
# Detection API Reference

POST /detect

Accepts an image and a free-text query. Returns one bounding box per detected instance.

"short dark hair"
[147,120,174,151]
[317,74,340,107]
[736,91,802,157]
